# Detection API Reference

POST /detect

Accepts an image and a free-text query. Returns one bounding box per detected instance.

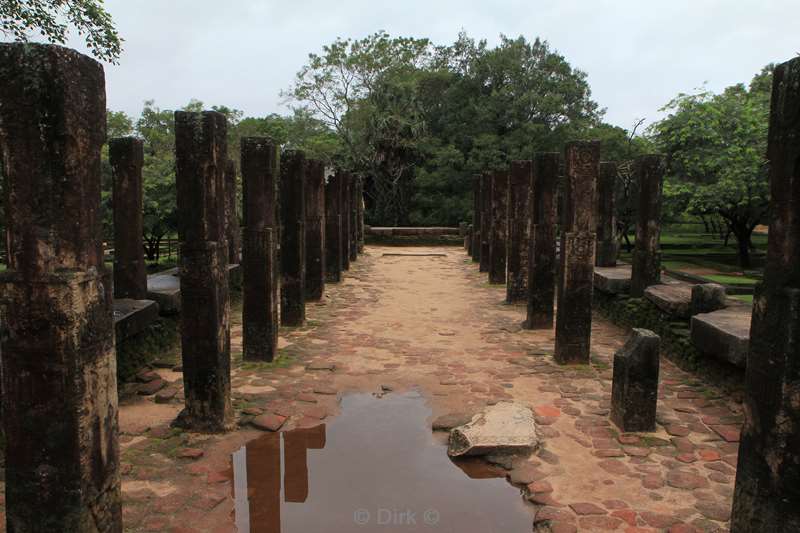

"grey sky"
[64,0,798,131]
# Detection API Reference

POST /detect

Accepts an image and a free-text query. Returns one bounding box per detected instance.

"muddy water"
[231,392,533,532]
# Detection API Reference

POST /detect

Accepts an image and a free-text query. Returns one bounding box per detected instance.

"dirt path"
[106,245,737,532]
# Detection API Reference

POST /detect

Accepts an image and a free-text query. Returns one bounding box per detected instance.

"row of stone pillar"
[469,144,666,363]
[468,56,800,531]
[0,42,366,531]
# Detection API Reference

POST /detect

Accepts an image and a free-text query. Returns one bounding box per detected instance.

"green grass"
[703,274,759,286]
[731,294,754,304]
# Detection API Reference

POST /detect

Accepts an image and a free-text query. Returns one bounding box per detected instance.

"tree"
[1,0,122,62]
[652,66,773,267]
[289,31,604,226]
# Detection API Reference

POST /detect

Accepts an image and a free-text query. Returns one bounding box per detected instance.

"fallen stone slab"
[138,378,166,396]
[593,265,632,294]
[644,282,693,319]
[448,402,539,457]
[690,306,751,368]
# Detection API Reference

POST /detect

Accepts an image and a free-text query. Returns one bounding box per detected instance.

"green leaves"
[1,0,123,62]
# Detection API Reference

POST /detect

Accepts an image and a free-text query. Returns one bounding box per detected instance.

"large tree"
[289,31,604,226]
[652,66,773,267]
[1,0,122,62]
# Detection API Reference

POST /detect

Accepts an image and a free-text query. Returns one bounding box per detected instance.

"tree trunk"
[733,225,752,269]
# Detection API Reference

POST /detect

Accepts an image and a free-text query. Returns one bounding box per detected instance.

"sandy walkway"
[98,245,737,532]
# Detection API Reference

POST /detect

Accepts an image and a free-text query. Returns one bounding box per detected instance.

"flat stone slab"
[113,298,159,341]
[147,267,181,315]
[368,226,459,236]
[593,265,631,294]
[691,306,751,368]
[448,402,539,457]
[644,281,693,319]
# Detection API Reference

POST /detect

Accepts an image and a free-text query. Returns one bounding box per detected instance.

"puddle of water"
[231,392,532,532]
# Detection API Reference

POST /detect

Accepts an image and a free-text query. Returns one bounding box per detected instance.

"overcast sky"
[62,0,798,131]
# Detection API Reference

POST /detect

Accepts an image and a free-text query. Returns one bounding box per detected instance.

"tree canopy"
[1,0,122,62]
[651,66,773,267]
[288,31,612,226]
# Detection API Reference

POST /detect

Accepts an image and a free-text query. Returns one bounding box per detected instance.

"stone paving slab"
[34,246,744,533]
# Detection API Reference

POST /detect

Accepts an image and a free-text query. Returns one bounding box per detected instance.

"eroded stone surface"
[448,402,539,457]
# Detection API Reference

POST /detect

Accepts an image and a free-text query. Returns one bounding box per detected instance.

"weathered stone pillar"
[110,136,147,299]
[554,141,599,364]
[610,328,660,432]
[595,161,619,267]
[325,171,343,282]
[479,171,492,272]
[489,170,509,284]
[629,155,665,297]
[280,150,306,326]
[356,177,365,253]
[349,176,359,262]
[305,159,326,300]
[471,175,481,263]
[224,159,242,264]
[341,172,352,271]
[174,110,232,432]
[506,161,532,302]
[241,137,279,362]
[731,56,800,532]
[524,153,559,330]
[0,42,122,531]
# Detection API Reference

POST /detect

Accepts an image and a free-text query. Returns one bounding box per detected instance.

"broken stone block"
[448,402,539,457]
[644,282,692,319]
[610,329,661,432]
[431,412,474,431]
[690,283,727,316]
[690,307,750,368]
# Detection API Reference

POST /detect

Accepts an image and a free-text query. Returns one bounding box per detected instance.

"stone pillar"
[349,176,359,262]
[0,42,122,531]
[629,155,665,297]
[610,328,660,432]
[224,159,242,265]
[524,153,559,330]
[305,159,326,300]
[479,171,492,273]
[489,170,509,284]
[595,161,619,267]
[471,175,481,263]
[506,161,532,302]
[241,137,279,362]
[174,110,232,432]
[554,141,599,364]
[356,178,365,253]
[110,136,147,299]
[341,173,352,271]
[731,56,800,532]
[325,171,343,282]
[280,150,306,326]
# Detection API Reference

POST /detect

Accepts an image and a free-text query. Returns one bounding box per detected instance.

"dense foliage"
[651,67,773,267]
[288,32,616,226]
[0,0,122,62]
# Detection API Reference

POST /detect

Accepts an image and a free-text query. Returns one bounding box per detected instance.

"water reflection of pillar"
[247,432,281,533]
[283,424,326,503]
[283,430,308,503]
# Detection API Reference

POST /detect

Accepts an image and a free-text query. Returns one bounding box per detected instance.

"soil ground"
[0,245,741,532]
